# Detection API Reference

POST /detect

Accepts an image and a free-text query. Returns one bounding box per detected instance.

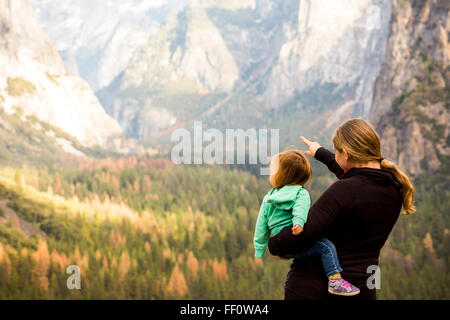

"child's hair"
[270,150,312,189]
[332,118,416,214]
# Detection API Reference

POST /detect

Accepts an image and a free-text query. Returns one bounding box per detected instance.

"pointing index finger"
[300,136,312,147]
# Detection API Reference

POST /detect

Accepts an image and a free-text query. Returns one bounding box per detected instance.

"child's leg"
[283,238,339,262]
[283,238,359,296]
[282,243,320,260]
[314,238,343,278]
[315,238,360,296]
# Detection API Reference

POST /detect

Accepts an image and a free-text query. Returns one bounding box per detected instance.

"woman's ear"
[342,149,349,161]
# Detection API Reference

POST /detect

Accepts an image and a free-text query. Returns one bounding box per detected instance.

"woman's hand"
[300,136,322,158]
[274,256,290,261]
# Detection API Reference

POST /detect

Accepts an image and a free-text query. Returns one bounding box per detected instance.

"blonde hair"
[270,150,313,189]
[332,118,416,214]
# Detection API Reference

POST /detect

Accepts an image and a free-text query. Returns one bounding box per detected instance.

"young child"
[253,150,360,296]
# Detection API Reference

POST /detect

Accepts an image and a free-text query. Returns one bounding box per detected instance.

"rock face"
[0,0,137,154]
[30,0,183,92]
[94,0,392,141]
[370,0,450,176]
[99,1,257,139]
[263,0,392,117]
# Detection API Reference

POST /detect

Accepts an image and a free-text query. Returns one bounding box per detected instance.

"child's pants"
[283,237,343,277]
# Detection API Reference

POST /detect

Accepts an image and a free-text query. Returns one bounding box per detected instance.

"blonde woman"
[268,118,415,300]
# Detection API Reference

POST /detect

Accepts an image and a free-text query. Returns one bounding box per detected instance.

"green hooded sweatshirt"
[253,185,310,258]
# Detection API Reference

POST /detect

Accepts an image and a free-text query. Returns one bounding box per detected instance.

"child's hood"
[266,185,303,210]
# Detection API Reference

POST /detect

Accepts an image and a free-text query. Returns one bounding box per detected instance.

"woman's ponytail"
[380,159,416,214]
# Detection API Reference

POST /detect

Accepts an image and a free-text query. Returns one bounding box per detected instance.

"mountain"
[98,0,256,140]
[370,0,449,177]
[1,0,449,301]
[100,0,391,143]
[262,0,392,116]
[0,0,139,157]
[33,0,392,146]
[367,0,450,300]
[30,0,187,92]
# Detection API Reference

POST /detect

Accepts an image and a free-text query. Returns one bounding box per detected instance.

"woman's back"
[324,167,403,259]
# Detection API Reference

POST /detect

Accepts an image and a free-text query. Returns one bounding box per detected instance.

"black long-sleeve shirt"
[268,147,403,300]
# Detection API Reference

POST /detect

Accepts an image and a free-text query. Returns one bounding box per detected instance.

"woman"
[268,118,415,300]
